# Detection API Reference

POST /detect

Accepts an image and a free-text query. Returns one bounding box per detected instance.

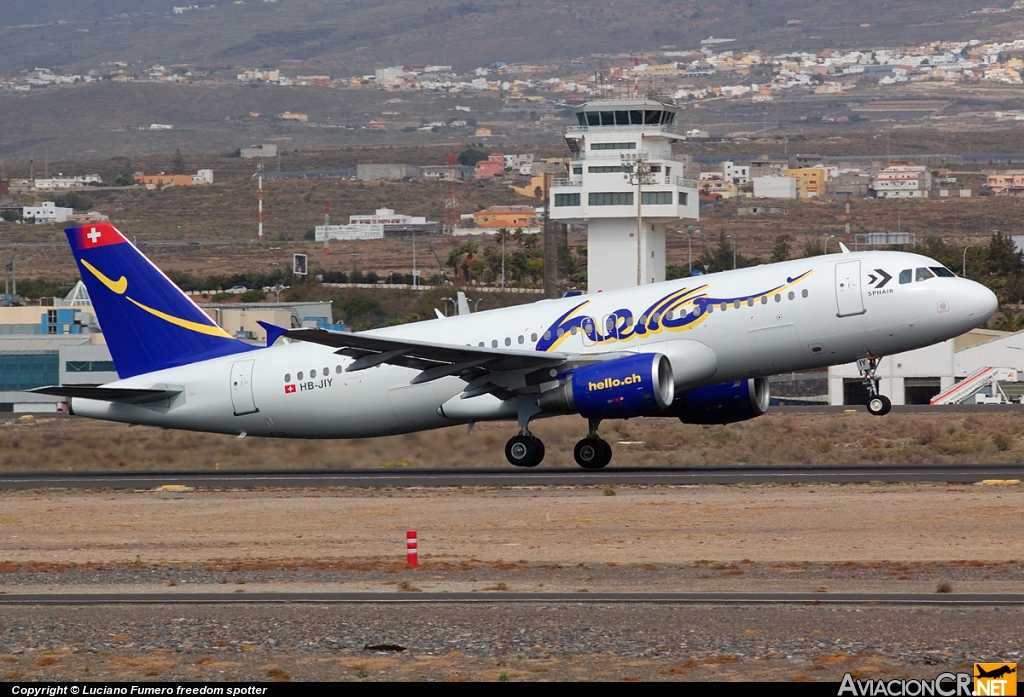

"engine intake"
[665,378,770,425]
[538,353,674,420]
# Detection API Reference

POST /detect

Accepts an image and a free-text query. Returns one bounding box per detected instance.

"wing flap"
[283,328,567,374]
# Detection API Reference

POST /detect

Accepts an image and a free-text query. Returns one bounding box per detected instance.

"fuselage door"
[230,359,259,416]
[835,260,866,317]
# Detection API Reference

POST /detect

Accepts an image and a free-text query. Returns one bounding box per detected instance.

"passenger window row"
[706,288,809,314]
[477,332,540,348]
[285,365,343,382]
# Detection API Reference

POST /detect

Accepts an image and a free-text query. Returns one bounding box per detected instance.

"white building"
[22,202,73,224]
[548,98,700,291]
[753,176,797,199]
[33,174,102,189]
[314,224,385,241]
[872,165,932,199]
[504,153,535,172]
[349,208,426,226]
[722,161,750,185]
[240,144,278,158]
[191,169,214,185]
[374,67,406,83]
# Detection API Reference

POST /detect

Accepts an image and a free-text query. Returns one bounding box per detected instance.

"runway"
[2,591,1023,605]
[2,463,1023,489]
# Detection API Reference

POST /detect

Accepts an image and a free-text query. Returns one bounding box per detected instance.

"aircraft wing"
[283,327,571,397]
[28,386,183,404]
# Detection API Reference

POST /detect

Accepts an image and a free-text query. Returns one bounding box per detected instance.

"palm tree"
[446,242,479,285]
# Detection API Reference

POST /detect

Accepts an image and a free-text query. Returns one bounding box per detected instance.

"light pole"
[824,234,836,255]
[622,151,654,285]
[412,228,418,288]
[963,244,973,277]
[727,235,737,269]
[685,225,693,273]
[500,228,507,289]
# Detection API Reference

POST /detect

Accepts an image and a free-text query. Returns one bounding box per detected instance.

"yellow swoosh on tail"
[81,259,128,295]
[126,297,233,338]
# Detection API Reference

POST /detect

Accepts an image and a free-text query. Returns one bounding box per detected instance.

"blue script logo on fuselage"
[535,271,814,352]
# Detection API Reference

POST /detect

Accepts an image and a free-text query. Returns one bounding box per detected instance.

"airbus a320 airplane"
[33,223,998,469]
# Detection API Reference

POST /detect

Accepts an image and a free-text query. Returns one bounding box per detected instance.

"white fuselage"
[71,251,998,438]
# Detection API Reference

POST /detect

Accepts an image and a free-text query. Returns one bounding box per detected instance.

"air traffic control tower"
[549,98,699,291]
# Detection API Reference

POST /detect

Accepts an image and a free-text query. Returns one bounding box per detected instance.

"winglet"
[839,242,851,253]
[258,320,290,347]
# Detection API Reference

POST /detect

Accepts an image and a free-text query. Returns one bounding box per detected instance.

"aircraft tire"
[574,437,611,470]
[506,434,543,467]
[866,394,892,416]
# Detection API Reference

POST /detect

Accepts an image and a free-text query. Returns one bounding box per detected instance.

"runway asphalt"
[1,591,1023,605]
[1,463,1023,489]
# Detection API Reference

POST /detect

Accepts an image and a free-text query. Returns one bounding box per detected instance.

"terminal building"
[0,283,335,412]
[549,98,700,291]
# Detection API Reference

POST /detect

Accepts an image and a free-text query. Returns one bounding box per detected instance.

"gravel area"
[2,604,1023,681]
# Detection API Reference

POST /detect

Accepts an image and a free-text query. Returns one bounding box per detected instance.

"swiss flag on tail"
[72,223,127,250]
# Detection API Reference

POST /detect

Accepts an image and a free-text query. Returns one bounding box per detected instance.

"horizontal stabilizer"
[29,385,182,404]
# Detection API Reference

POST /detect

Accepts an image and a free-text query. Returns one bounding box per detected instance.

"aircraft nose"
[964,281,998,323]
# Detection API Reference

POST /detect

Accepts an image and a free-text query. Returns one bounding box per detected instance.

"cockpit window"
[915,267,935,282]
[930,266,955,278]
[899,269,912,284]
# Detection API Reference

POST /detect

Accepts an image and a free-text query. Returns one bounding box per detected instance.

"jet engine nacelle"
[538,353,675,420]
[636,339,717,392]
[664,378,770,425]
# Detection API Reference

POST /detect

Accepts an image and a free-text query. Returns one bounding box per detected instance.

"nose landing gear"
[573,419,612,470]
[858,355,892,416]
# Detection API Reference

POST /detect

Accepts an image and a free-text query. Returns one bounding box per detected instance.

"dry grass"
[109,655,177,676]
[7,410,1024,473]
[263,666,291,682]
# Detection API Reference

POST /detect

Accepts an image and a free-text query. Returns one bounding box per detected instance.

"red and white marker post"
[406,530,418,568]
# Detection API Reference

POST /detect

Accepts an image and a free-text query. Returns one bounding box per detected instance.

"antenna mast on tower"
[443,154,459,239]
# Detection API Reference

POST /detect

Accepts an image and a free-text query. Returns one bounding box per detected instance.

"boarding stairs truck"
[930,367,1021,405]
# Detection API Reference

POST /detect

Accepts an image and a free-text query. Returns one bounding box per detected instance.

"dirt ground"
[1,483,1023,682]
[2,483,1023,590]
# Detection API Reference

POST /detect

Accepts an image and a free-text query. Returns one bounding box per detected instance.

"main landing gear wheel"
[505,434,545,468]
[574,437,612,470]
[866,394,892,416]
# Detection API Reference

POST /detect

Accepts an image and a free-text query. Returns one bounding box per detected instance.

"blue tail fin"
[66,223,256,379]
